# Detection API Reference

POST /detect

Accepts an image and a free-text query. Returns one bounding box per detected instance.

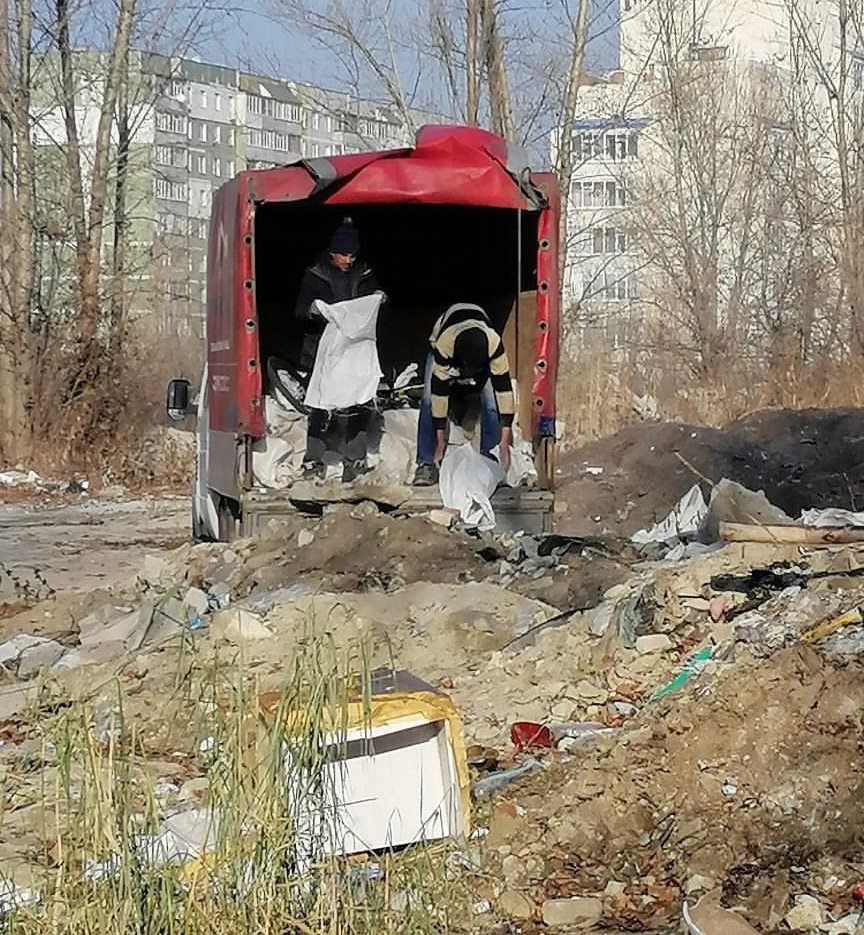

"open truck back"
[189,125,559,541]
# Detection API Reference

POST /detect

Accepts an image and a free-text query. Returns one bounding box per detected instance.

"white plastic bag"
[439,444,505,531]
[305,294,383,411]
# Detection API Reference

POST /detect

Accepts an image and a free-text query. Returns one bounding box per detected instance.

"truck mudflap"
[241,486,554,537]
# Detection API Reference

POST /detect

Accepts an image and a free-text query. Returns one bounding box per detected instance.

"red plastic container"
[510,721,553,751]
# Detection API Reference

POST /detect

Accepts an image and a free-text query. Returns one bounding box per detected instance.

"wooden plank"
[502,290,537,439]
[720,522,864,545]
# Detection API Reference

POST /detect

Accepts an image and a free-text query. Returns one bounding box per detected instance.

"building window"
[574,129,638,162]
[606,131,636,160]
[246,128,299,152]
[169,80,186,100]
[154,179,188,202]
[153,145,186,169]
[193,153,206,174]
[199,89,207,108]
[852,56,864,91]
[213,157,222,177]
[312,112,321,130]
[198,121,208,142]
[226,159,235,177]
[247,94,303,123]
[156,111,187,135]
[605,182,626,206]
[214,92,222,111]
[592,227,627,253]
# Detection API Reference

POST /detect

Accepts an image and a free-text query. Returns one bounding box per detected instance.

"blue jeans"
[416,354,501,465]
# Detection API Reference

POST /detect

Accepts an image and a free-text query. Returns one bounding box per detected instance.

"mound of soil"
[555,408,864,538]
[487,645,864,931]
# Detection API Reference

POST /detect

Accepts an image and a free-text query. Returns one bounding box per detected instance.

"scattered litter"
[631,483,707,549]
[683,894,762,934]
[472,758,542,798]
[0,470,41,488]
[802,508,864,528]
[510,721,553,751]
[0,879,39,915]
[651,645,714,701]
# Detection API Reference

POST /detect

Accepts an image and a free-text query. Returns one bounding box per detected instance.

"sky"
[192,0,620,102]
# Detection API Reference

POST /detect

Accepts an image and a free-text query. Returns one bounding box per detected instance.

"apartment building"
[562,0,845,345]
[557,74,648,347]
[142,54,426,335]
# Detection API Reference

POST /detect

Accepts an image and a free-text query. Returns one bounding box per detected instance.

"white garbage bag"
[439,444,505,531]
[304,294,384,411]
[631,483,708,548]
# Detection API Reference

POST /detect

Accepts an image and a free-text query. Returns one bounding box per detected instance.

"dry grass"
[0,628,473,934]
[14,323,202,490]
[556,337,864,449]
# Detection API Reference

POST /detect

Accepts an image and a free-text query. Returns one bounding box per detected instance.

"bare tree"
[0,0,36,461]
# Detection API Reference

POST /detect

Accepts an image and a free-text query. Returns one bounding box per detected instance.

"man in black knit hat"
[294,219,382,482]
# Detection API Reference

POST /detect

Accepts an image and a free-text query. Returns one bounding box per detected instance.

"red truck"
[167,125,560,541]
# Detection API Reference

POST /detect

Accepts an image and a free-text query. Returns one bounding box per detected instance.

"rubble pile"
[3,464,864,929]
[556,408,864,540]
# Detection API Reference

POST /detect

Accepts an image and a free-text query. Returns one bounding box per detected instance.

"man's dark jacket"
[294,255,380,372]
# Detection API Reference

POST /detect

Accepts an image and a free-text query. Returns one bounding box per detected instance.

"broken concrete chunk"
[0,684,38,720]
[183,587,209,616]
[684,874,716,896]
[429,508,459,528]
[569,680,609,704]
[542,896,602,928]
[139,554,173,587]
[52,641,128,670]
[17,639,66,678]
[785,894,824,931]
[297,529,315,548]
[684,893,762,935]
[636,633,673,654]
[0,635,52,669]
[81,606,153,651]
[210,608,273,643]
[499,890,534,920]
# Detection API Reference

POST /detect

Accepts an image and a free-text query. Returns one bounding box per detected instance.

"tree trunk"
[480,0,513,138]
[0,0,35,463]
[56,0,89,334]
[465,0,480,126]
[555,0,590,281]
[109,45,131,356]
[79,0,137,347]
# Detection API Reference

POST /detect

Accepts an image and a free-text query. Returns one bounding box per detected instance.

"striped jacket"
[428,304,515,430]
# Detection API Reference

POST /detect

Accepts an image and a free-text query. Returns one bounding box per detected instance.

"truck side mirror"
[166,378,191,421]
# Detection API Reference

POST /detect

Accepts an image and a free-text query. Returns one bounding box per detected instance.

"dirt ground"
[555,408,864,539]
[0,496,189,596]
[3,409,864,932]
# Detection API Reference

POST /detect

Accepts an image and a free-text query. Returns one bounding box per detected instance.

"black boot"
[412,463,439,487]
[342,459,370,483]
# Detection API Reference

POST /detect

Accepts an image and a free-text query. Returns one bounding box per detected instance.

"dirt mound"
[729,407,864,517]
[555,408,864,538]
[487,645,864,931]
[188,509,500,595]
[554,422,774,538]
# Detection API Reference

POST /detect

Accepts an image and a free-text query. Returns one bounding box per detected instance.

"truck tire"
[217,497,240,542]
